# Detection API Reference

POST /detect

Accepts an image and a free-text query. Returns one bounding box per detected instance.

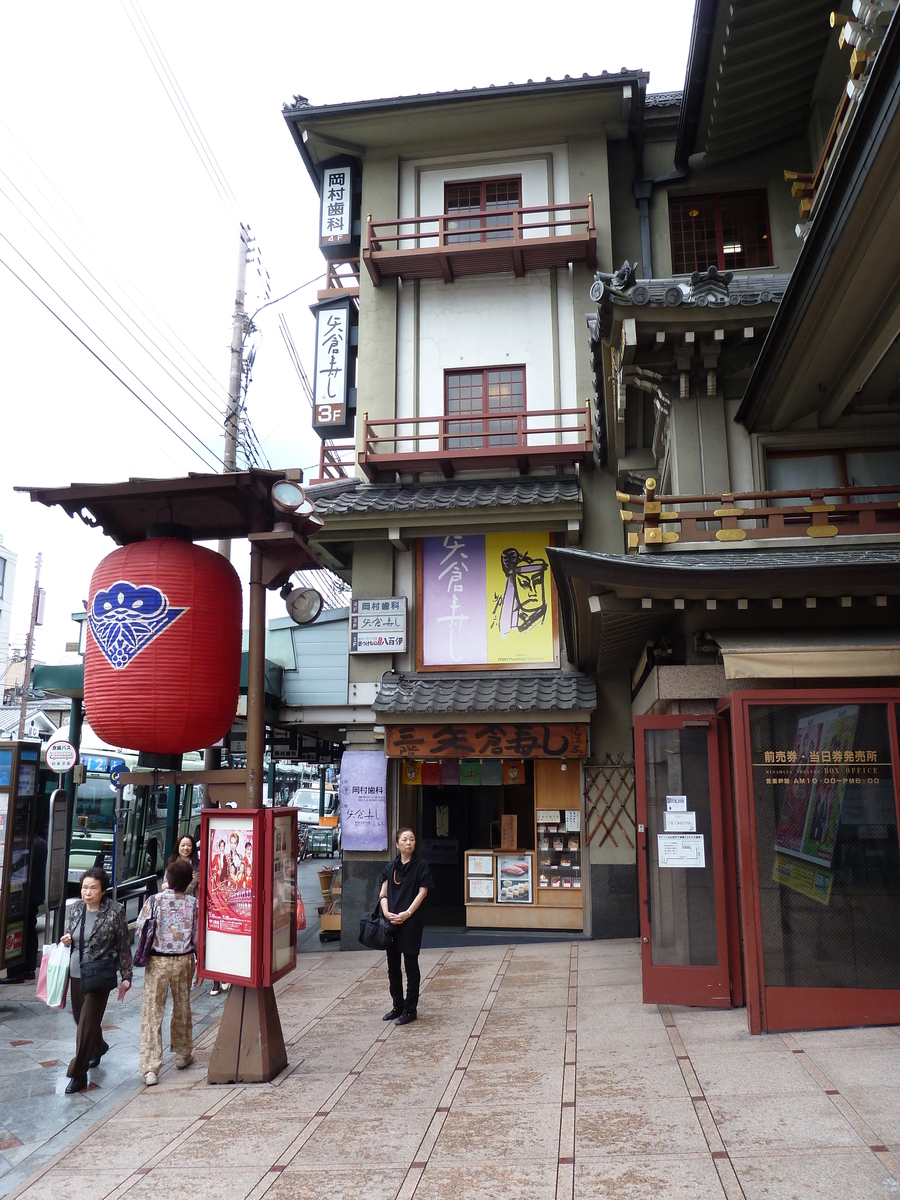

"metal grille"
[584,753,635,849]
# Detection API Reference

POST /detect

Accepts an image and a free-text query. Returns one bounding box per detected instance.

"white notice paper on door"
[658,833,705,868]
[666,795,688,811]
[664,811,697,833]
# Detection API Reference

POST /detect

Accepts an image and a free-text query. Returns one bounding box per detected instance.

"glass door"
[635,716,733,1007]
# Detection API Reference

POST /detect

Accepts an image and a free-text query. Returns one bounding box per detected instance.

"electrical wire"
[119,0,238,219]
[0,115,233,410]
[0,172,228,434]
[0,247,224,472]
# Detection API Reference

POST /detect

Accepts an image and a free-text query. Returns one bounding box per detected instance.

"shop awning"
[373,670,596,716]
[714,631,900,680]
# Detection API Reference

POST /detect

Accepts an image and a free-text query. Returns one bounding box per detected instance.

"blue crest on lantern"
[88,581,187,670]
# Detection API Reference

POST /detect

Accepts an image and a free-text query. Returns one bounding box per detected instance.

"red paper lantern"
[85,537,242,754]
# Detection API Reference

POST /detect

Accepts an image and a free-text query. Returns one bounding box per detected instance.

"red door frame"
[718,688,900,1034]
[634,714,735,1008]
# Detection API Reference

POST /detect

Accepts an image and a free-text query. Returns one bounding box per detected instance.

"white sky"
[0,0,695,668]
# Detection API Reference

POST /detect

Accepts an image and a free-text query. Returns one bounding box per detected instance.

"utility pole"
[218,227,251,560]
[16,553,43,740]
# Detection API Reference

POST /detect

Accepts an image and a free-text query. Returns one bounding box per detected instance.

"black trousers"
[386,943,420,1014]
[68,977,111,1078]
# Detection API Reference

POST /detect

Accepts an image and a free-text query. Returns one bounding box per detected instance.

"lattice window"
[669,190,772,274]
[445,177,520,243]
[445,367,525,449]
[583,753,635,850]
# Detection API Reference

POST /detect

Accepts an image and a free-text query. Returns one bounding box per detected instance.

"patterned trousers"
[139,953,195,1075]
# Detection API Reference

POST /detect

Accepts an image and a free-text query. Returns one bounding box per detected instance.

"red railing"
[367,198,595,251]
[309,441,356,486]
[359,406,591,479]
[620,481,900,550]
[318,259,360,298]
[363,198,596,285]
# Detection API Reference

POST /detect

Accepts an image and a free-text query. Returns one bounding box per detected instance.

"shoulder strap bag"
[358,898,394,951]
[79,906,119,994]
[132,895,158,968]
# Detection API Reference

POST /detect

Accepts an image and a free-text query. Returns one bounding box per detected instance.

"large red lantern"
[84,537,242,754]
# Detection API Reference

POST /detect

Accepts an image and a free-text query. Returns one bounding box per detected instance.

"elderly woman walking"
[60,867,132,1094]
[135,857,199,1085]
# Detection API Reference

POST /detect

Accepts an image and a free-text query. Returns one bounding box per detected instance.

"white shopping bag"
[45,941,70,1009]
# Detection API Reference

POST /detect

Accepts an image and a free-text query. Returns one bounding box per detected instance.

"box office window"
[669,190,772,274]
[748,703,900,990]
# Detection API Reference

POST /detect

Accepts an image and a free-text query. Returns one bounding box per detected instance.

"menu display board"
[497,853,534,904]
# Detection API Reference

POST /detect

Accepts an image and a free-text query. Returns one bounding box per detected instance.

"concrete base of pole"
[206,985,287,1084]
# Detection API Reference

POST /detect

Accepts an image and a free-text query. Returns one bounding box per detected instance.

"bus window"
[74,781,116,831]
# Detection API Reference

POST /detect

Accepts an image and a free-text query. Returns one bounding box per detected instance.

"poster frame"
[263,807,298,985]
[197,808,265,988]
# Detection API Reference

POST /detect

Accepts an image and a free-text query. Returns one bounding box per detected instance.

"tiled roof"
[646,91,682,107]
[373,671,596,715]
[312,478,581,517]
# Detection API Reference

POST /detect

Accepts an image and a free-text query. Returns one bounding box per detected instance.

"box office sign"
[420,533,557,669]
[386,723,588,759]
[350,597,407,654]
[340,750,388,851]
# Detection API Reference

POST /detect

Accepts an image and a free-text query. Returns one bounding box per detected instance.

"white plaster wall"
[395,146,580,444]
[0,546,17,684]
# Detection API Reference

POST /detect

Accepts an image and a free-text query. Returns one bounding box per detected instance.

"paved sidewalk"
[4,938,900,1199]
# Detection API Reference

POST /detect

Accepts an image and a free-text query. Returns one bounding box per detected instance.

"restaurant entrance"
[636,691,900,1033]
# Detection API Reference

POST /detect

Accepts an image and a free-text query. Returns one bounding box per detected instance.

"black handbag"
[358,899,394,950]
[78,908,118,994]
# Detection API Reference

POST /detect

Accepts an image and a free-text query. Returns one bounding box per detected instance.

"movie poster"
[207,822,254,937]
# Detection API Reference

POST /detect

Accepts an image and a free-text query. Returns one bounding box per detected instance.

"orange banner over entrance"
[385,723,588,760]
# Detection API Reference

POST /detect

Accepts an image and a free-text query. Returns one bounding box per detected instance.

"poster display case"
[199,807,301,989]
[497,853,534,903]
[0,742,39,969]
[537,813,582,895]
[465,851,496,903]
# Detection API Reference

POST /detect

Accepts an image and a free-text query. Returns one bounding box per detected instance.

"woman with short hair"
[378,827,433,1026]
[60,867,132,1094]
[135,856,199,1085]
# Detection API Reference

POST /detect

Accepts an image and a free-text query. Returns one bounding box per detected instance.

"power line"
[0,117,235,410]
[0,245,224,472]
[0,171,228,433]
[120,0,239,218]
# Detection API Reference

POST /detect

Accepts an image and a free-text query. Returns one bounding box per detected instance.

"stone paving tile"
[708,1092,868,1156]
[800,1046,900,1092]
[574,1153,728,1199]
[838,1087,900,1150]
[6,1168,135,1200]
[113,1167,266,1200]
[429,1104,563,1161]
[414,1159,558,1200]
[451,1060,564,1108]
[575,1056,692,1102]
[687,1046,826,1098]
[733,1147,900,1199]
[265,1165,408,1200]
[575,1095,709,1158]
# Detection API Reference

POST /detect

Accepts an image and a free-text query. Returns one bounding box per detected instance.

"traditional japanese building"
[282,0,900,1034]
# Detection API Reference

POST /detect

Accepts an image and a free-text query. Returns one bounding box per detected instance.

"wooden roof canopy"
[15,469,322,588]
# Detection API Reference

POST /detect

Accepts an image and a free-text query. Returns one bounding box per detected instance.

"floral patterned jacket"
[66,896,134,982]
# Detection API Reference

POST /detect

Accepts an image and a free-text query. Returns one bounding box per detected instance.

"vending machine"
[0,742,39,971]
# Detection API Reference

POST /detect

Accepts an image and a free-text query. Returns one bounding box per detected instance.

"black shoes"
[65,1075,88,1094]
[383,1007,402,1021]
[395,1011,417,1026]
[88,1056,101,1069]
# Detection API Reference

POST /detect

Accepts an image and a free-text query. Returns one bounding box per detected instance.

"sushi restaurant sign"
[385,723,588,759]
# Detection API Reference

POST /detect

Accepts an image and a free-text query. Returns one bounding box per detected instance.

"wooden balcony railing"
[363,198,596,286]
[359,406,592,480]
[316,258,360,300]
[309,440,356,486]
[620,480,900,551]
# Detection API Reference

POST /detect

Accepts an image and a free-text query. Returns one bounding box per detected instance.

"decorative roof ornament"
[588,260,790,344]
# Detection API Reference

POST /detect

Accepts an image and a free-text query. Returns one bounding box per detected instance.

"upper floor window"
[445,178,521,244]
[669,190,772,274]
[445,367,525,448]
[766,446,900,502]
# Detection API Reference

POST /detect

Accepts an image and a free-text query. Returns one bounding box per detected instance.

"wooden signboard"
[385,723,588,760]
[501,815,517,850]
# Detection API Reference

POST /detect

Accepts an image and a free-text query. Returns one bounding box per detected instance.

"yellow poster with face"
[485,531,555,665]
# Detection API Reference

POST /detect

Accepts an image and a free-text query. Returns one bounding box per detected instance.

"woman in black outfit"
[379,827,433,1026]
